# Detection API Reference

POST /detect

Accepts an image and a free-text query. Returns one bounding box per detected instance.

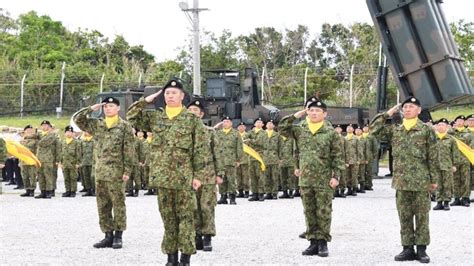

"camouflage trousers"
[249,160,264,194]
[219,165,237,195]
[127,166,141,191]
[236,163,250,191]
[358,163,366,183]
[63,167,78,192]
[138,165,147,188]
[337,164,347,189]
[144,165,153,189]
[38,163,56,191]
[264,164,280,194]
[436,170,453,202]
[157,188,196,255]
[81,165,95,190]
[396,190,430,246]
[280,166,295,190]
[194,184,217,236]
[21,165,37,190]
[365,160,375,188]
[300,187,333,242]
[453,162,471,198]
[346,164,359,188]
[96,180,127,233]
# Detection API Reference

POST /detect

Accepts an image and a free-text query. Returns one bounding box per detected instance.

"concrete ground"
[0,168,473,265]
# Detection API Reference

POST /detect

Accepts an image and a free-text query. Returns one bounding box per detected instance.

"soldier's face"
[306,107,326,123]
[103,103,120,117]
[436,123,448,133]
[223,120,232,129]
[363,127,369,133]
[238,125,246,132]
[255,121,263,129]
[402,103,420,119]
[24,128,34,136]
[137,132,144,138]
[65,131,74,138]
[41,124,51,131]
[467,119,474,127]
[355,129,362,135]
[347,126,354,133]
[455,119,464,128]
[147,132,153,138]
[164,88,184,107]
[266,122,274,130]
[335,127,342,134]
[187,106,203,118]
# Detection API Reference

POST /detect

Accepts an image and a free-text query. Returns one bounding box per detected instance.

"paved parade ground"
[1,168,473,265]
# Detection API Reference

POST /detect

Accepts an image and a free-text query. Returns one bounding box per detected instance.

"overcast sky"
[2,0,473,62]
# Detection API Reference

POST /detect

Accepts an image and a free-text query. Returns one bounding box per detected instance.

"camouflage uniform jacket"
[263,130,280,165]
[370,112,440,191]
[37,131,61,164]
[279,135,297,168]
[81,139,94,166]
[356,136,368,164]
[195,126,218,184]
[74,107,135,181]
[135,137,145,164]
[59,138,81,168]
[126,98,206,190]
[214,128,243,173]
[434,135,458,172]
[245,128,266,162]
[279,115,344,190]
[344,136,358,165]
[336,134,346,164]
[142,139,151,166]
[364,134,379,161]
[450,128,470,165]
[0,138,7,163]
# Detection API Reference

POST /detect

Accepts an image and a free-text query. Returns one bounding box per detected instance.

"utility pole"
[57,62,66,118]
[179,0,208,96]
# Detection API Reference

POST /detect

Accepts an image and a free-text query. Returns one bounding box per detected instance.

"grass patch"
[431,105,473,121]
[0,115,72,130]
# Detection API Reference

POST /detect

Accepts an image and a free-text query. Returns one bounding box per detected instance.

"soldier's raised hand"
[213,121,224,129]
[387,104,401,117]
[90,103,105,111]
[145,89,163,103]
[294,109,308,119]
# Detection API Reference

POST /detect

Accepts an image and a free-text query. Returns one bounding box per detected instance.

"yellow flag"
[243,144,266,171]
[453,137,474,165]
[5,140,41,167]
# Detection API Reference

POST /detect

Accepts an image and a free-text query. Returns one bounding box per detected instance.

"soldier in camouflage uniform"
[355,127,367,193]
[370,97,439,263]
[279,133,297,199]
[59,126,82,197]
[127,79,206,265]
[75,96,134,250]
[187,100,220,252]
[126,128,142,197]
[215,116,243,205]
[279,97,343,257]
[81,131,95,197]
[432,118,458,211]
[245,117,267,201]
[333,125,346,198]
[263,120,280,200]
[362,125,378,190]
[35,120,61,199]
[20,125,39,197]
[344,125,359,196]
[236,122,250,198]
[449,115,471,207]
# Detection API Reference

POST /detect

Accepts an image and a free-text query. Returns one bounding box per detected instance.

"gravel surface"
[1,168,473,265]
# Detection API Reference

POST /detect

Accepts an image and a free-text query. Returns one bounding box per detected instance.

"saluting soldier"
[236,122,250,198]
[362,125,378,190]
[74,96,134,249]
[450,115,471,207]
[127,79,206,266]
[279,97,343,257]
[333,125,346,198]
[20,125,39,197]
[245,117,267,201]
[370,97,439,263]
[59,126,82,197]
[355,127,367,193]
[344,125,359,196]
[81,131,95,197]
[35,120,61,199]
[263,119,280,200]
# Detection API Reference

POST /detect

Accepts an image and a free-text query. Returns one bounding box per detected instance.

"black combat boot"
[416,245,430,263]
[126,190,134,197]
[443,201,450,210]
[298,232,306,239]
[20,190,32,197]
[35,190,46,199]
[263,193,273,200]
[279,190,290,199]
[217,194,228,204]
[430,193,436,202]
[293,189,301,197]
[394,246,416,261]
[144,189,154,196]
[352,187,358,196]
[317,239,329,257]
[44,191,52,198]
[333,189,340,198]
[203,235,212,251]
[302,239,318,256]
[79,187,87,192]
[93,232,114,248]
[288,190,294,198]
[461,197,470,207]
[83,189,93,197]
[346,187,353,196]
[244,191,250,198]
[258,193,265,201]
[229,193,237,205]
[359,183,366,193]
[134,189,139,197]
[248,193,259,201]
[236,189,245,198]
[51,190,55,197]
[166,253,179,266]
[339,188,346,198]
[450,198,461,206]
[62,191,71,197]
[178,253,191,266]
[195,233,203,250]
[70,192,76,197]
[432,201,443,210]
[112,231,123,249]
[365,185,373,191]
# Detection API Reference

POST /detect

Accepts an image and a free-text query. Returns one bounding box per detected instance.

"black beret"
[254,117,264,124]
[454,115,466,121]
[163,79,184,92]
[266,119,275,124]
[186,100,205,111]
[401,97,420,107]
[466,114,474,120]
[435,118,449,125]
[24,124,33,131]
[222,116,232,121]
[238,121,245,126]
[40,120,51,126]
[305,97,327,110]
[102,96,120,106]
[64,125,74,132]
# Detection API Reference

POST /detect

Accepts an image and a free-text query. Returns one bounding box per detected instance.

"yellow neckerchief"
[165,105,183,120]
[105,115,119,129]
[306,117,323,135]
[456,127,465,132]
[41,131,48,136]
[267,129,274,138]
[65,137,73,145]
[362,132,369,138]
[223,128,232,135]
[239,132,245,138]
[402,118,417,131]
[83,136,92,142]
[436,132,447,139]
[346,133,354,140]
[254,128,261,133]
[147,137,152,144]
[137,136,144,141]
[469,127,474,132]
